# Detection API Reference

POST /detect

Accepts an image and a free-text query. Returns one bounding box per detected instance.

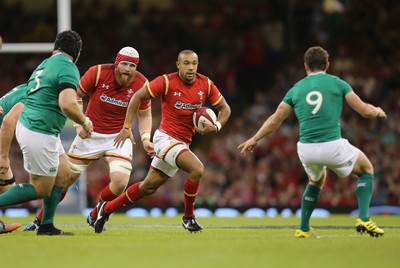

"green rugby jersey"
[0,84,27,125]
[19,53,80,135]
[283,72,352,143]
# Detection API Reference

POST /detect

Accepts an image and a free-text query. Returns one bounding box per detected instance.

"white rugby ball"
[193,107,217,129]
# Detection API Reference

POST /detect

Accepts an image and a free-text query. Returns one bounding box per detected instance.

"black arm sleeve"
[58,82,77,92]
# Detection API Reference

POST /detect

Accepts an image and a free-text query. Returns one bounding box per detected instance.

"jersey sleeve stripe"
[163,75,169,95]
[147,84,156,98]
[211,95,223,106]
[78,82,88,94]
[207,78,211,97]
[95,64,102,87]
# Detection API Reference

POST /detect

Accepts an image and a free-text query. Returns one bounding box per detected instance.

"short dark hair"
[304,46,329,71]
[54,30,82,62]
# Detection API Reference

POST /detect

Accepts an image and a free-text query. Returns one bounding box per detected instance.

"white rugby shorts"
[68,131,133,162]
[297,138,360,181]
[16,121,65,176]
[150,129,190,177]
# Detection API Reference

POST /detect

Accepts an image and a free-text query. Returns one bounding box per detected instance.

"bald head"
[177,50,197,61]
[176,50,199,83]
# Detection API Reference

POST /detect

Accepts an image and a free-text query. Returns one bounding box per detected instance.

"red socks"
[90,185,119,218]
[89,179,199,217]
[183,179,199,217]
[104,182,142,214]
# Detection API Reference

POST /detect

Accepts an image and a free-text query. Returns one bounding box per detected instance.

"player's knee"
[35,185,53,198]
[353,160,374,176]
[109,176,130,195]
[109,160,132,176]
[189,163,204,181]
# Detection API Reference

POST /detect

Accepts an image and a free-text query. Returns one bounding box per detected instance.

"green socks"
[0,183,64,226]
[299,184,321,232]
[41,185,64,225]
[0,183,37,207]
[356,173,374,221]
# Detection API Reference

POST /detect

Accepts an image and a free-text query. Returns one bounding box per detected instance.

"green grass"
[1,214,399,268]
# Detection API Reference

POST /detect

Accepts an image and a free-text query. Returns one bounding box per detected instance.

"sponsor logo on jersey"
[100,94,128,107]
[174,101,202,110]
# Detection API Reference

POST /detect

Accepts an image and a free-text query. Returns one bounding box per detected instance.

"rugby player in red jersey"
[93,50,231,233]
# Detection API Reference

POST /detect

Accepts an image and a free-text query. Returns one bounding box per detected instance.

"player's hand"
[76,117,93,138]
[81,118,93,137]
[75,125,91,139]
[237,137,258,155]
[114,128,134,148]
[142,140,155,158]
[0,106,3,116]
[376,107,387,119]
[0,155,10,174]
[195,123,217,136]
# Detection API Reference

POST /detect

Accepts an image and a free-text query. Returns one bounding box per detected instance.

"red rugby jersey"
[79,64,150,134]
[147,72,223,144]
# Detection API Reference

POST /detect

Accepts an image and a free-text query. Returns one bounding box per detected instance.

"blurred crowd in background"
[1,0,400,212]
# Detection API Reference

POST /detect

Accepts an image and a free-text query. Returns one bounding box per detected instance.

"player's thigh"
[0,168,14,181]
[175,150,204,176]
[106,157,131,185]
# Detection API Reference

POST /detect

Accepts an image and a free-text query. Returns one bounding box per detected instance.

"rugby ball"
[193,107,217,129]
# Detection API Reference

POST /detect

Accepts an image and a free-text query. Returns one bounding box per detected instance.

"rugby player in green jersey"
[0,84,27,192]
[0,30,93,235]
[0,84,27,234]
[238,46,386,238]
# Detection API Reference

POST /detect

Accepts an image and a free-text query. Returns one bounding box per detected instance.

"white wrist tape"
[214,121,222,132]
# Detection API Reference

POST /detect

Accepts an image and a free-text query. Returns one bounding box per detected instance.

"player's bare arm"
[238,101,292,155]
[213,99,231,132]
[0,103,24,174]
[72,88,91,139]
[114,85,151,148]
[59,88,93,135]
[137,107,155,157]
[345,91,387,119]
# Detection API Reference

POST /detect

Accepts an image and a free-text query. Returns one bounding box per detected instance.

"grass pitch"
[1,214,399,268]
